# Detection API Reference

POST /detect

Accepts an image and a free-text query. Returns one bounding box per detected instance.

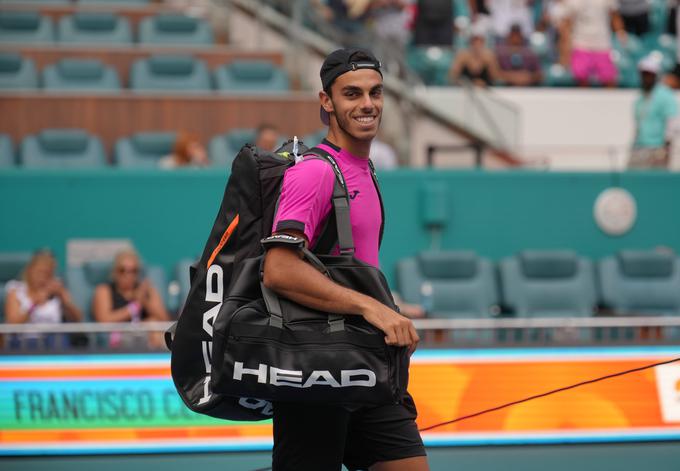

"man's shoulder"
[282,155,337,190]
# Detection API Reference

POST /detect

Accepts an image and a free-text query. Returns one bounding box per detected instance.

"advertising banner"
[1,347,679,455]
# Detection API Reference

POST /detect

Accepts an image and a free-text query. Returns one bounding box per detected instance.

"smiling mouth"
[353,115,377,125]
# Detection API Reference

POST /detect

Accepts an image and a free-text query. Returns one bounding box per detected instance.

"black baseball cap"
[319,48,382,126]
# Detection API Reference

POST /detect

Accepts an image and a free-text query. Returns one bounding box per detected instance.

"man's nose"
[360,93,374,110]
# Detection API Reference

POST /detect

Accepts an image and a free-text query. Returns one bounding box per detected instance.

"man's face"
[321,69,383,142]
[640,70,657,92]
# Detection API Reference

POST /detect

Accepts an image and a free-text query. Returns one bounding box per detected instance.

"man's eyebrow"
[341,85,363,93]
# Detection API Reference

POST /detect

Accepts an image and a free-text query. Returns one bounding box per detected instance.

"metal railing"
[1,316,678,353]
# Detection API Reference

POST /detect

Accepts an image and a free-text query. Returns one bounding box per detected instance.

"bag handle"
[260,235,345,332]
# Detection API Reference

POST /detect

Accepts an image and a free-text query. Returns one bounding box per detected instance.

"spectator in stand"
[369,0,410,74]
[496,24,542,86]
[485,0,535,40]
[159,132,209,169]
[4,250,82,348]
[311,0,370,43]
[254,123,280,152]
[413,0,454,46]
[448,26,501,87]
[618,0,651,36]
[563,0,627,87]
[92,249,169,349]
[543,0,571,66]
[629,55,679,168]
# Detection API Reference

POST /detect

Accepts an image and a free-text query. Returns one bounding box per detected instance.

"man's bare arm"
[262,231,419,350]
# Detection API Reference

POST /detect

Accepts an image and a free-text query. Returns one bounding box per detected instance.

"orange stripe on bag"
[206,214,239,268]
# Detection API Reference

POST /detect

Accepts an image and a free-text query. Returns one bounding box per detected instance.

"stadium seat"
[115,131,176,168]
[303,129,327,147]
[599,250,680,316]
[0,52,38,90]
[406,46,455,86]
[130,54,211,92]
[0,11,54,44]
[66,259,167,321]
[0,133,15,167]
[214,60,290,93]
[58,12,132,45]
[20,129,106,168]
[500,250,596,317]
[543,63,575,87]
[209,129,256,168]
[0,252,31,322]
[138,13,213,46]
[42,58,121,92]
[396,250,498,318]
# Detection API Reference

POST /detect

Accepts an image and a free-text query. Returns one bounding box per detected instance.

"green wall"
[1,168,679,289]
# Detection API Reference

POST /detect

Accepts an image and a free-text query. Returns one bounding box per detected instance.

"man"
[496,24,542,86]
[263,48,428,471]
[630,54,679,169]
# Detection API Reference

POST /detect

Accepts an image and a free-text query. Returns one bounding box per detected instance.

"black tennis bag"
[167,138,408,420]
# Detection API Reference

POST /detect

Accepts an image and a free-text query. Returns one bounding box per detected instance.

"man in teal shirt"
[630,55,679,168]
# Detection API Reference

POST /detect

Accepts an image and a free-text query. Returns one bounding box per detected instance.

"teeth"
[355,116,374,123]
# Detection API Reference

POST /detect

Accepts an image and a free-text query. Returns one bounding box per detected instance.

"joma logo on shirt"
[349,190,360,200]
[233,362,377,388]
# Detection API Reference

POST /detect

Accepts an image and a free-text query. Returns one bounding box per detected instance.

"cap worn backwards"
[319,48,382,126]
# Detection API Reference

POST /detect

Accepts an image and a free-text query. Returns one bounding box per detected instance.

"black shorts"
[272,393,426,471]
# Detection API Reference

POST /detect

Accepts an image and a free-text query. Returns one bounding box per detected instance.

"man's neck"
[326,128,372,158]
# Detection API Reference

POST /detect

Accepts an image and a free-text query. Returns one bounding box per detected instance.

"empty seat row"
[396,249,680,318]
[0,53,290,92]
[0,128,325,168]
[0,11,212,45]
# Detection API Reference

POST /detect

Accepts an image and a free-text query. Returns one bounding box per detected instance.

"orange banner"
[1,347,679,455]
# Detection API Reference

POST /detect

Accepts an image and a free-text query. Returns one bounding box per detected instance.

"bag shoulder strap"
[303,147,355,256]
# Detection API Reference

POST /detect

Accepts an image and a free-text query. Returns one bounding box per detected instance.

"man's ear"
[319,90,334,114]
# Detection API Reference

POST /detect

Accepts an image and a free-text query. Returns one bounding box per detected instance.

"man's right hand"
[361,299,419,354]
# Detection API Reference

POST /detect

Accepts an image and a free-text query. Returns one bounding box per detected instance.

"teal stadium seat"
[58,12,132,45]
[115,131,176,168]
[0,11,54,44]
[0,252,31,322]
[396,250,498,318]
[500,250,596,317]
[214,60,290,93]
[406,46,454,85]
[0,133,15,167]
[209,129,255,168]
[130,54,211,92]
[0,52,38,89]
[599,250,680,316]
[138,13,213,46]
[20,129,106,168]
[543,63,575,87]
[66,259,167,321]
[42,58,121,92]
[303,129,327,147]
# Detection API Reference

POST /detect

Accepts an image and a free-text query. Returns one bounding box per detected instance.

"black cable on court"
[248,356,680,471]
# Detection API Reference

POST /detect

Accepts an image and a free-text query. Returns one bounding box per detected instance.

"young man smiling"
[263,48,428,471]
